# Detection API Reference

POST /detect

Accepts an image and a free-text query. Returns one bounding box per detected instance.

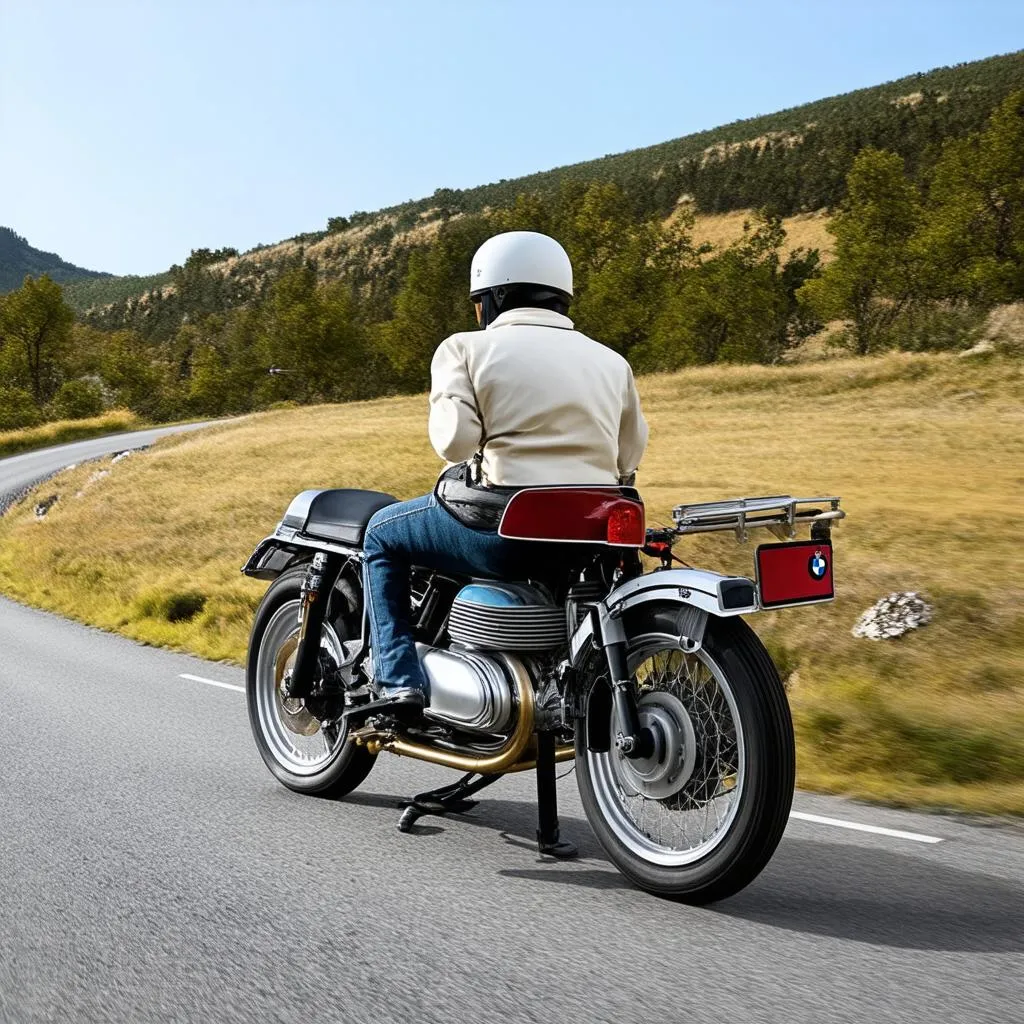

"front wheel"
[246,567,376,796]
[575,609,794,903]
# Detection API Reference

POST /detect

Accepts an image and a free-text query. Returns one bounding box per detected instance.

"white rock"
[852,592,933,640]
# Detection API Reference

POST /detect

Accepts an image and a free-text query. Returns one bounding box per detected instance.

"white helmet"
[470,231,573,326]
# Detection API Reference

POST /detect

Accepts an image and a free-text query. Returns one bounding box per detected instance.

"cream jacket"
[428,308,648,487]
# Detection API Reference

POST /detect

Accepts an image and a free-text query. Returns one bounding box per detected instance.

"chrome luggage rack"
[671,495,845,542]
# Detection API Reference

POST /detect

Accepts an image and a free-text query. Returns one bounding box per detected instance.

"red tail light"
[606,503,645,546]
[499,488,645,547]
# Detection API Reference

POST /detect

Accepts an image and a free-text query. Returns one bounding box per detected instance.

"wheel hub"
[274,638,321,737]
[612,691,697,800]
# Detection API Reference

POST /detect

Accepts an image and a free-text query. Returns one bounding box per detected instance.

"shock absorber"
[282,552,342,700]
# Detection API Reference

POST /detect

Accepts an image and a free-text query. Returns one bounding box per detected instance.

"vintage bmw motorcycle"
[243,486,843,903]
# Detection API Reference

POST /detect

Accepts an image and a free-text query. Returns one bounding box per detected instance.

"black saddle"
[283,488,398,547]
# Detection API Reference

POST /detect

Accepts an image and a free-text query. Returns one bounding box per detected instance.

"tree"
[0,274,74,405]
[635,212,817,370]
[187,343,230,415]
[0,387,40,430]
[798,149,922,354]
[51,379,105,420]
[99,330,174,419]
[257,262,371,403]
[184,247,239,270]
[377,215,492,390]
[914,90,1024,303]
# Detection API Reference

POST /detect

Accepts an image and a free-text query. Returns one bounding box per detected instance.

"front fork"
[281,552,344,701]
[592,605,655,760]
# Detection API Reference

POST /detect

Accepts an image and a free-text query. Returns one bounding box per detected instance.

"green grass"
[1,352,1022,814]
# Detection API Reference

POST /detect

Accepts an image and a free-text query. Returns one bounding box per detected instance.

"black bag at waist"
[434,462,519,531]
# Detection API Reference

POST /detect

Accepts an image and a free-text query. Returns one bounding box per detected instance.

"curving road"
[0,421,223,501]
[0,434,1021,1024]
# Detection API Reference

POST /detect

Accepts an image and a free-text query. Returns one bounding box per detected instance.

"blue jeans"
[362,493,554,692]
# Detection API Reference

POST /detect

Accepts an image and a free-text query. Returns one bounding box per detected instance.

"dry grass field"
[1,352,1021,814]
[0,410,144,458]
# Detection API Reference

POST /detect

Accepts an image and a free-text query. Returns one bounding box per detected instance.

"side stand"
[397,773,502,832]
[536,731,578,859]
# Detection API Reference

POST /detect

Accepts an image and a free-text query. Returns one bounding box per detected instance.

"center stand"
[395,731,578,859]
[397,772,502,832]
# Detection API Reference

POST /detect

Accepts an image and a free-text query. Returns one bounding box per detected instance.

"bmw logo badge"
[808,550,828,580]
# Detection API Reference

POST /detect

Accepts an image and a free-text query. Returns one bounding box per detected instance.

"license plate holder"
[755,540,834,608]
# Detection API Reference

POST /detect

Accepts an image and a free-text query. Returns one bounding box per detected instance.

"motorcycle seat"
[289,488,399,547]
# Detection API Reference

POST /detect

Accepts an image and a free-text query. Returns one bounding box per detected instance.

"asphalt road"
[0,421,223,501]
[0,433,1022,1023]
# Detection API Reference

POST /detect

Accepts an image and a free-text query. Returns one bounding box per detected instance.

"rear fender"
[241,537,306,581]
[241,530,361,580]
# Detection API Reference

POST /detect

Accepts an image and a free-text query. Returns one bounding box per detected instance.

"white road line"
[175,671,948,845]
[789,810,943,844]
[179,673,245,694]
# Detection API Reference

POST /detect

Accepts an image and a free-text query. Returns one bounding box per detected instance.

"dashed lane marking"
[789,810,943,844]
[177,672,947,844]
[179,673,245,694]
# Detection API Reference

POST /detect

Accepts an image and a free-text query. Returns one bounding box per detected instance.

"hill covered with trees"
[0,228,108,294]
[63,47,1024,324]
[2,52,1023,431]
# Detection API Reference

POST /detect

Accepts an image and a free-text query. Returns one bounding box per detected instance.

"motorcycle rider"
[363,230,648,714]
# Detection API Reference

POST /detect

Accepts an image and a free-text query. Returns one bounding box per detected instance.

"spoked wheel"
[246,567,375,796]
[576,609,794,903]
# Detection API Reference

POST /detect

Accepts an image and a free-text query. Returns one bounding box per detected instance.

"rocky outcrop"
[852,592,934,640]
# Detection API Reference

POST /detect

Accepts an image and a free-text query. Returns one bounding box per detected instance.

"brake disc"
[274,637,320,737]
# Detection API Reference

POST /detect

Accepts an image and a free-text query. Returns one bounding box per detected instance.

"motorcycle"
[242,485,843,903]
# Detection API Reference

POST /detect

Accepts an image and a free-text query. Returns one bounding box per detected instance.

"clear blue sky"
[2,0,1022,275]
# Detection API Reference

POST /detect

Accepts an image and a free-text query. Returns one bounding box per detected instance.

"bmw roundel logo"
[808,550,828,580]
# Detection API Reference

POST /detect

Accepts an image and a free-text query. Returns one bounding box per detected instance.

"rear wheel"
[576,608,794,903]
[246,567,376,796]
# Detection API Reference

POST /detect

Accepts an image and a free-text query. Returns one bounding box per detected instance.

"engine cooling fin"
[447,582,567,652]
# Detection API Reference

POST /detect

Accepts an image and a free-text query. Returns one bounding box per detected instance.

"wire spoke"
[605,642,743,856]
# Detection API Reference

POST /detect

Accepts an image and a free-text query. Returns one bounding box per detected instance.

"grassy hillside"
[688,208,834,261]
[0,227,109,294]
[0,351,1021,814]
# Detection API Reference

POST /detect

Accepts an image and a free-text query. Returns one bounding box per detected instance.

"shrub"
[887,303,988,352]
[164,591,207,623]
[135,587,207,624]
[50,379,105,420]
[0,388,41,430]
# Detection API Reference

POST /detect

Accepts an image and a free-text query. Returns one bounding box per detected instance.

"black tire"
[575,606,794,904]
[246,566,376,797]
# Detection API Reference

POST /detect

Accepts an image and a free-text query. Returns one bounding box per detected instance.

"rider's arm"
[429,337,484,463]
[617,367,649,481]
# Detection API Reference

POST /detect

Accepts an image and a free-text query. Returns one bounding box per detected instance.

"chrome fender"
[568,568,758,664]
